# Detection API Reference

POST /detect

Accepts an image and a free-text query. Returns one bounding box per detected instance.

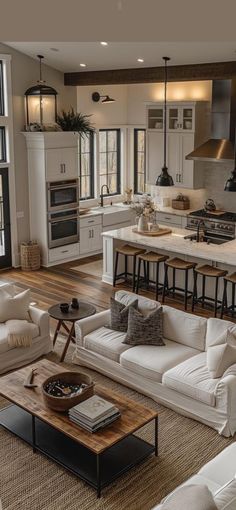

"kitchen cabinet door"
[80,224,102,255]
[146,131,164,185]
[79,227,91,255]
[166,133,181,185]
[46,148,78,181]
[179,133,195,188]
[90,224,103,252]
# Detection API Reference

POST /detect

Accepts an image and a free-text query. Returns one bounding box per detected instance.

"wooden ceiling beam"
[64,61,236,86]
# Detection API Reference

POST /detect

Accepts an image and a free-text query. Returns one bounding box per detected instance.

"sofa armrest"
[29,306,50,338]
[215,374,236,435]
[75,310,111,347]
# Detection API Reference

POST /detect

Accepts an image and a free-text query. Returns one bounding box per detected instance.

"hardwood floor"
[1,255,235,323]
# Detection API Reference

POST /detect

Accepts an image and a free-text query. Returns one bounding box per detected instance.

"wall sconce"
[92,92,115,104]
[25,55,58,128]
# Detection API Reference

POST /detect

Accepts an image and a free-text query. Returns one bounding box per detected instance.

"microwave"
[47,179,79,212]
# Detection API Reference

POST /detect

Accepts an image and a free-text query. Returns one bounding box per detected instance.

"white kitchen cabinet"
[45,148,78,182]
[146,101,209,189]
[156,211,187,228]
[80,225,102,254]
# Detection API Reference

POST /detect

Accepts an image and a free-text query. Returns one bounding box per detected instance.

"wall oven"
[47,179,79,212]
[48,208,79,248]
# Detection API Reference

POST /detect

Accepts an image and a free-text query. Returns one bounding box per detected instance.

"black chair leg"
[136,258,141,294]
[220,278,227,319]
[162,265,168,303]
[214,277,219,317]
[192,271,197,312]
[124,255,128,281]
[155,263,159,301]
[172,268,176,297]
[232,282,235,318]
[147,262,150,289]
[113,251,119,287]
[132,255,136,292]
[202,275,206,308]
[143,260,147,287]
[184,269,188,311]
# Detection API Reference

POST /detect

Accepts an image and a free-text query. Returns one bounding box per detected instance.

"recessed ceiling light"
[50,47,59,52]
[80,63,86,67]
[137,58,144,63]
[100,41,108,46]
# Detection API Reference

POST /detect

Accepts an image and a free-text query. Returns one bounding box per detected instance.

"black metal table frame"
[0,404,158,498]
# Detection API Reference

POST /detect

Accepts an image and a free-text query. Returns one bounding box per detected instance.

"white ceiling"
[5,42,236,73]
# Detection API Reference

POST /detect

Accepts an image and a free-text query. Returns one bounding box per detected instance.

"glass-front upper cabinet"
[146,103,195,132]
[147,108,164,130]
[182,107,194,130]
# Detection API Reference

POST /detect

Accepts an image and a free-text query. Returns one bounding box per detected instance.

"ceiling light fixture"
[137,58,144,63]
[156,56,174,187]
[80,63,86,67]
[92,92,115,104]
[100,41,108,46]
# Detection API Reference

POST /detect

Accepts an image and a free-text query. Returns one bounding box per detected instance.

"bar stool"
[221,272,236,319]
[113,245,144,291]
[136,251,168,301]
[162,257,196,310]
[192,265,228,317]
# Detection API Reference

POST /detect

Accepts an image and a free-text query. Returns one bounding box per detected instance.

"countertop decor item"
[24,55,58,129]
[56,108,94,135]
[42,371,94,412]
[132,227,172,237]
[156,57,174,187]
[204,198,216,212]
[131,194,156,218]
[172,193,190,210]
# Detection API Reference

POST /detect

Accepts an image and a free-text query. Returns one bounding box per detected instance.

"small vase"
[138,215,148,232]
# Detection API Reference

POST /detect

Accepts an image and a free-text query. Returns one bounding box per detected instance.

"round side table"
[49,301,96,362]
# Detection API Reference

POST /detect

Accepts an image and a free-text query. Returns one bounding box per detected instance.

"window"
[134,129,146,194]
[0,61,4,116]
[78,133,94,200]
[99,129,121,195]
[0,127,6,162]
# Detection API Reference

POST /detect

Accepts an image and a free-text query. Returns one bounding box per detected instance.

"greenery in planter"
[57,108,94,135]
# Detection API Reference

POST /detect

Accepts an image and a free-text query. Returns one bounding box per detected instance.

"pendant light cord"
[162,57,170,169]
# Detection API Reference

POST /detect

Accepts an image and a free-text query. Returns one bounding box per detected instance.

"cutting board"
[205,210,225,216]
[132,227,172,237]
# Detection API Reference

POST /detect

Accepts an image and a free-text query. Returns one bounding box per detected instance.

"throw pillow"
[0,289,31,323]
[109,297,138,332]
[123,306,165,346]
[162,484,217,510]
[207,342,236,378]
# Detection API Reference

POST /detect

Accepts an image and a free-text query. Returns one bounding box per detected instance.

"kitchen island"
[102,225,236,299]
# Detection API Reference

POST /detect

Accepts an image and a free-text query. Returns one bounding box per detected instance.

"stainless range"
[186,209,236,244]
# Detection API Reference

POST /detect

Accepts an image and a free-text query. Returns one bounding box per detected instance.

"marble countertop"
[102,225,236,266]
[79,203,131,218]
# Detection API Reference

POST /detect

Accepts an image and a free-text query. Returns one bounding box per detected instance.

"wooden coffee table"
[49,302,96,362]
[0,359,158,497]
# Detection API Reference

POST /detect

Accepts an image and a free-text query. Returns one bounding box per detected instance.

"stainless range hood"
[186,80,236,162]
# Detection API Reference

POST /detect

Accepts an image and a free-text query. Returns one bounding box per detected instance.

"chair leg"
[143,260,147,287]
[155,263,159,301]
[132,255,137,292]
[184,269,188,311]
[172,268,176,297]
[220,278,227,319]
[124,255,128,281]
[214,277,219,317]
[136,258,141,294]
[232,282,235,318]
[192,270,197,312]
[162,265,168,303]
[147,261,150,289]
[202,275,206,308]
[113,251,119,287]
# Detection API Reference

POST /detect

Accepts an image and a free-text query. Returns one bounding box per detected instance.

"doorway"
[0,168,11,268]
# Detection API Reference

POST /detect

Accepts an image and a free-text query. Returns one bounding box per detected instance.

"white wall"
[0,42,77,262]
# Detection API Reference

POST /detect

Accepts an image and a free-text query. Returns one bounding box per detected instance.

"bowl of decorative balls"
[42,371,94,412]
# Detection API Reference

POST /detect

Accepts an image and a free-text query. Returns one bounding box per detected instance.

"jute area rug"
[72,260,103,278]
[0,337,234,510]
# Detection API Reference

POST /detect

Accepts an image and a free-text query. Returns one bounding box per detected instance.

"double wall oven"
[47,179,79,248]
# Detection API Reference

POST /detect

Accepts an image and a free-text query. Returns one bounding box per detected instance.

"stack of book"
[69,395,121,433]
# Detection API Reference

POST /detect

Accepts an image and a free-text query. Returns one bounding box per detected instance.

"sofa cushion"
[0,322,40,354]
[0,288,31,323]
[120,340,199,383]
[207,343,236,379]
[123,306,165,346]
[162,305,207,351]
[84,327,131,362]
[198,443,236,487]
[115,290,159,317]
[163,352,218,406]
[214,479,236,510]
[206,318,236,349]
[109,297,138,332]
[162,484,217,510]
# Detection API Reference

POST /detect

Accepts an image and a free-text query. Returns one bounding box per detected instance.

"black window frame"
[134,128,146,194]
[0,61,4,116]
[78,132,95,200]
[0,127,6,163]
[99,128,121,196]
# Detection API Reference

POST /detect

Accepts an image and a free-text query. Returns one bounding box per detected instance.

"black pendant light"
[224,128,236,191]
[156,57,174,186]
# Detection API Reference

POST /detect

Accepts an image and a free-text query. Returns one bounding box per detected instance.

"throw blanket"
[6,320,33,348]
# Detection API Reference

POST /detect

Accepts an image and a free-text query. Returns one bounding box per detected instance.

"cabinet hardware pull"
[176,173,179,182]
[88,220,94,223]
[60,164,63,173]
[61,250,69,253]
[91,229,94,238]
[89,230,91,239]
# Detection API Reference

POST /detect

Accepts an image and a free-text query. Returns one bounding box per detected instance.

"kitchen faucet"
[100,184,110,207]
[196,219,206,242]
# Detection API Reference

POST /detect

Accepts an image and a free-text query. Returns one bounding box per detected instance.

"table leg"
[96,454,101,498]
[155,416,158,457]
[61,322,76,344]
[60,322,75,363]
[53,320,62,347]
[32,415,36,453]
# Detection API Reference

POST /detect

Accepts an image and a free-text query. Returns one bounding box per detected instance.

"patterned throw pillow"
[109,297,138,332]
[123,306,165,346]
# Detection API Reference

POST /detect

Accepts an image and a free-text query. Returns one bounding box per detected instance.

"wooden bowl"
[42,371,94,412]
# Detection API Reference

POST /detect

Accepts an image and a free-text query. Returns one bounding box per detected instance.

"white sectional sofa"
[153,442,236,509]
[73,290,236,437]
[0,282,52,374]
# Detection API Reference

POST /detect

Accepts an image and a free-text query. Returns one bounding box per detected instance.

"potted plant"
[56,107,94,135]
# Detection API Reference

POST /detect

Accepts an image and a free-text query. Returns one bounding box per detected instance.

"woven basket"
[20,241,40,271]
[172,199,190,210]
